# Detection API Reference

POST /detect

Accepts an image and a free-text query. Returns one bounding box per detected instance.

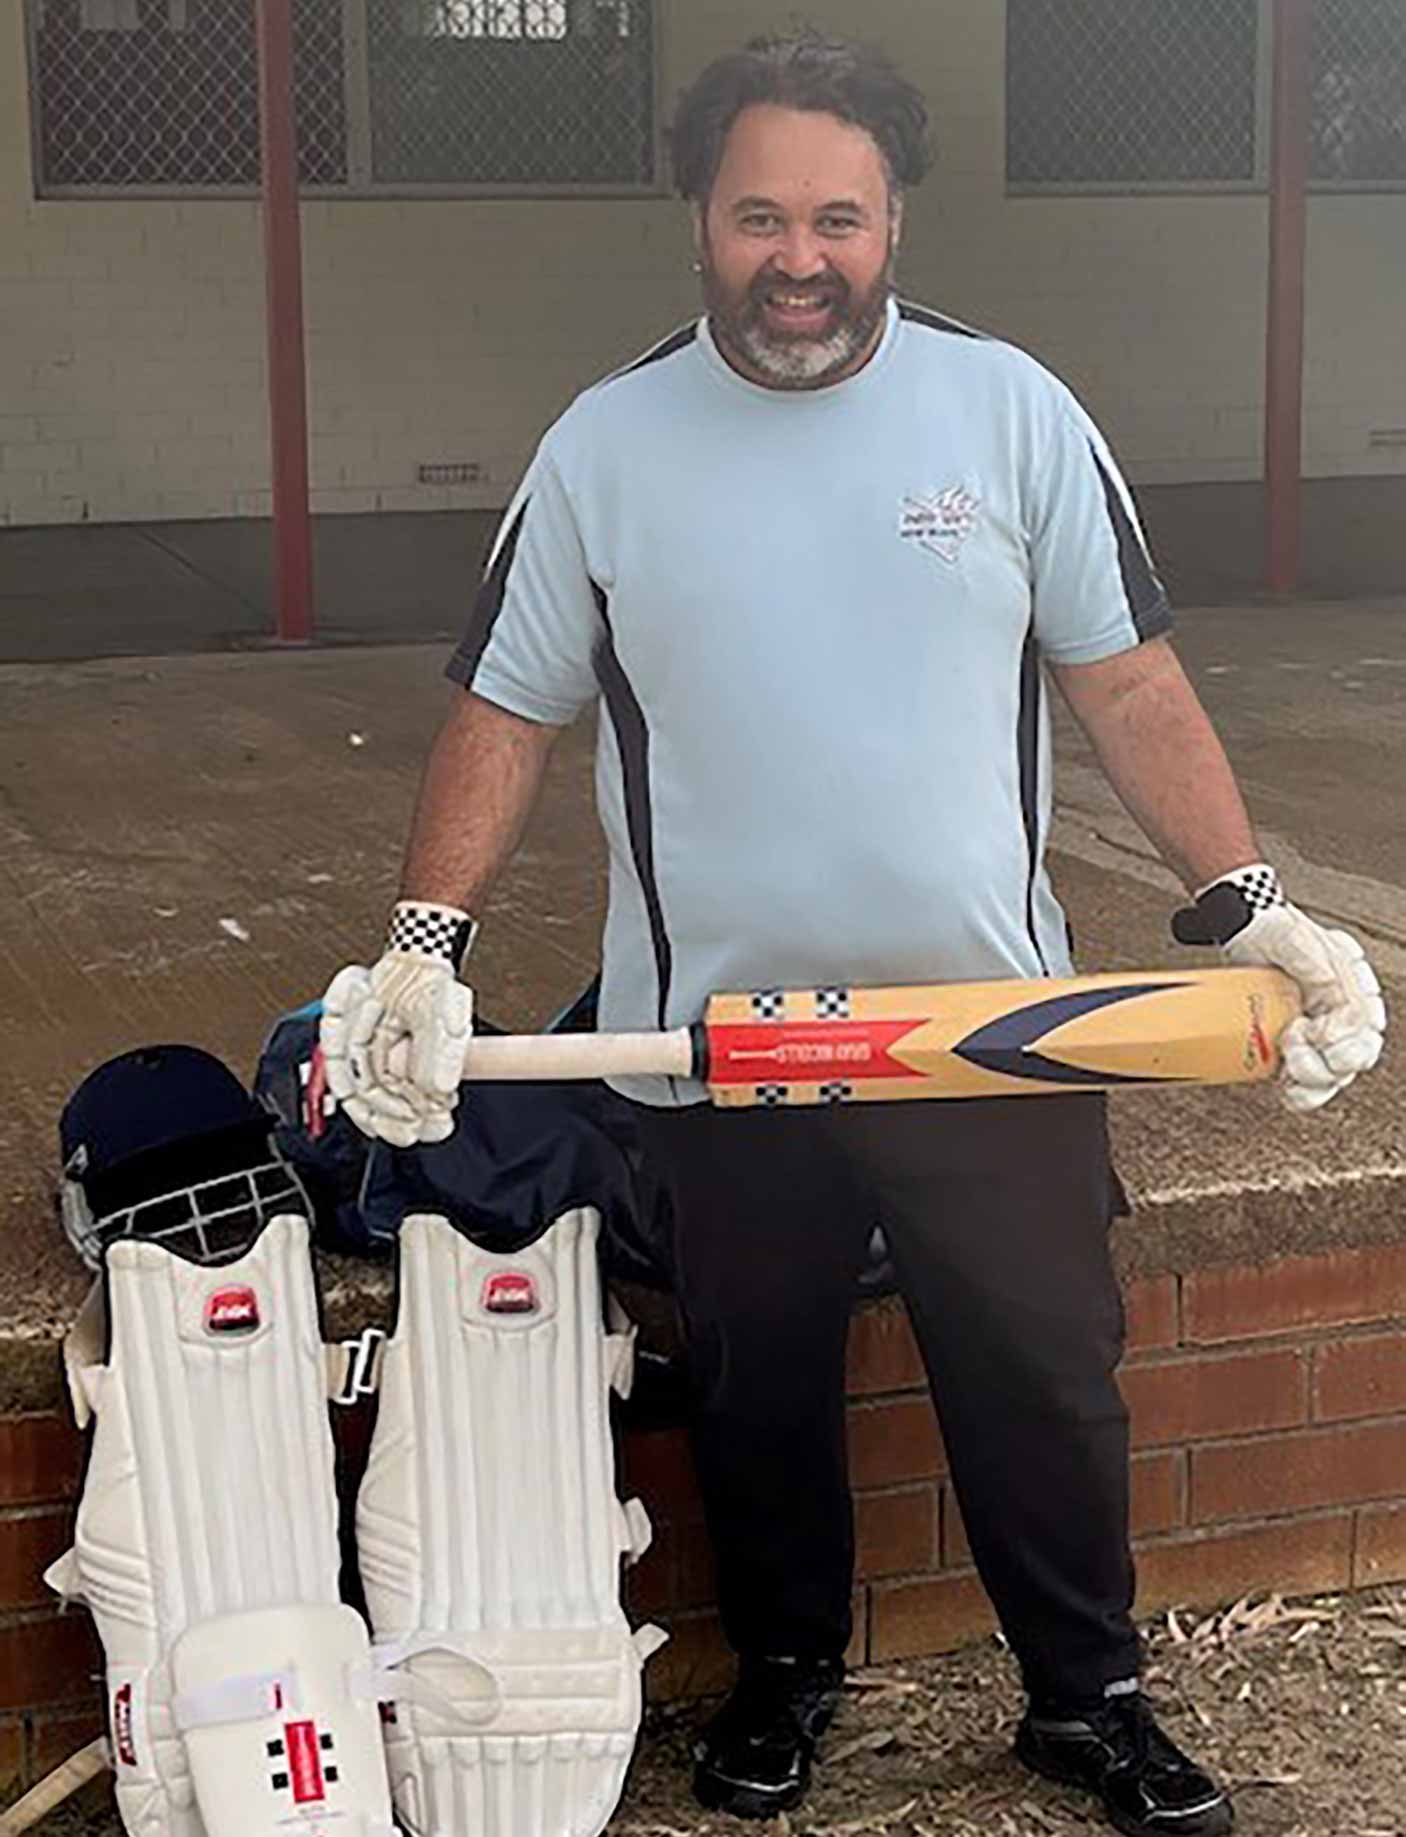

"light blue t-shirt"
[448,298,1172,1103]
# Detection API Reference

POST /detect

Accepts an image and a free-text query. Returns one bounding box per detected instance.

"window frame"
[24,0,671,201]
[1308,0,1406,192]
[1005,0,1406,198]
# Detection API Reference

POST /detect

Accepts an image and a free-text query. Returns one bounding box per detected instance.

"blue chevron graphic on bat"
[951,982,1190,1085]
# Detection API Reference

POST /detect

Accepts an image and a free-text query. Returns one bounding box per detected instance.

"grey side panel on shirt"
[446,496,530,688]
[591,585,673,1033]
[1016,625,1054,976]
[1086,440,1175,639]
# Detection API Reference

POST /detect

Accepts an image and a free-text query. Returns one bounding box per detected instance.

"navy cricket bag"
[253,987,676,1294]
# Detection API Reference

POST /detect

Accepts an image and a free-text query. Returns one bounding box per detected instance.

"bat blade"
[702,969,1301,1107]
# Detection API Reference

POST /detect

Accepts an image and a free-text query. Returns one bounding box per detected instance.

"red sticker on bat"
[1247,994,1274,1069]
[706,1020,927,1085]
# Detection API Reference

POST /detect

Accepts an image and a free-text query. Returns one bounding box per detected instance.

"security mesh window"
[30,0,346,188]
[26,0,657,193]
[1007,0,1261,188]
[367,0,655,187]
[1312,0,1406,182]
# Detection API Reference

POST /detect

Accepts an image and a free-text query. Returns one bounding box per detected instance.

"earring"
[691,259,702,273]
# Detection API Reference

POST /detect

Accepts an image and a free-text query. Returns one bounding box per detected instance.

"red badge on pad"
[204,1287,260,1334]
[482,1271,538,1315]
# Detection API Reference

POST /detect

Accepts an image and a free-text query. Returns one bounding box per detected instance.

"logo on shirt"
[898,485,981,564]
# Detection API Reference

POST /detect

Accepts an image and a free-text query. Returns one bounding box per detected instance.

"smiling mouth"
[759,289,841,327]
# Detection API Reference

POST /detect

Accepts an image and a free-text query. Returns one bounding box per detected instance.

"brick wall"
[627,1243,1406,1699]
[0,1416,103,1798]
[5,1241,1406,1800]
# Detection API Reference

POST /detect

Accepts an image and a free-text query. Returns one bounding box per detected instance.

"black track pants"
[630,1092,1142,1707]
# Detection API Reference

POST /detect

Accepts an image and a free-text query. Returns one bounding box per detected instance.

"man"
[320,31,1385,1837]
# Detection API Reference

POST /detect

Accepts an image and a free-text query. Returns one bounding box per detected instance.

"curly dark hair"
[669,27,933,204]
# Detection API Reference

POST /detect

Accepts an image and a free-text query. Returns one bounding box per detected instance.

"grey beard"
[704,268,893,392]
[729,316,874,388]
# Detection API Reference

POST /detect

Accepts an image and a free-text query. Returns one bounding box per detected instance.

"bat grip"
[460,1027,696,1084]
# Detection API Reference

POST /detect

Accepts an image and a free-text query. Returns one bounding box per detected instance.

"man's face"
[695,103,900,391]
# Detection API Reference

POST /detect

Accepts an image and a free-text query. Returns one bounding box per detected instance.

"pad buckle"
[334,1328,386,1406]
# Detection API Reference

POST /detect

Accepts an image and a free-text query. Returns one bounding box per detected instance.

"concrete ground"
[0,542,1403,1407]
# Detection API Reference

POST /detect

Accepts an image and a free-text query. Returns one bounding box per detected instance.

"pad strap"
[174,1668,300,1733]
[174,1657,412,1733]
[371,1634,503,1727]
[327,1327,387,1405]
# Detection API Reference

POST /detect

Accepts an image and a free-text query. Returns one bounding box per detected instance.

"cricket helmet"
[58,1044,310,1270]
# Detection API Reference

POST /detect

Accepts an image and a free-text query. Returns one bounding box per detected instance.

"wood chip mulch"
[10,1585,1406,1836]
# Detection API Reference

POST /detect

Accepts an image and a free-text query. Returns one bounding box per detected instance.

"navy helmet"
[58,1044,308,1269]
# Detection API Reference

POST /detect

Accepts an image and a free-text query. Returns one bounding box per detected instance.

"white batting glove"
[1172,863,1386,1114]
[319,901,477,1147]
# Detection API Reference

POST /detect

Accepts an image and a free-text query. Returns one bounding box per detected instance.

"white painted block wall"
[0,0,1401,528]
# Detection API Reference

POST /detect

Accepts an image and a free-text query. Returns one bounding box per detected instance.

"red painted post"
[1264,0,1312,596]
[256,0,315,643]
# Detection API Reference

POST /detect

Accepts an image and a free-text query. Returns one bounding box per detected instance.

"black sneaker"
[1015,1690,1234,1836]
[692,1654,846,1819]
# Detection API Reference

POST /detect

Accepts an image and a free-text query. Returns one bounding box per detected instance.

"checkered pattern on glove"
[1171,862,1285,946]
[387,900,477,969]
[1212,863,1284,915]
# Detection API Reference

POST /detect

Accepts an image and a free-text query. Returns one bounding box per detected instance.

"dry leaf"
[825,1728,899,1767]
[809,1797,919,1835]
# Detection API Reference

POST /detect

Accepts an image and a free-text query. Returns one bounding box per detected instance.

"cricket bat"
[0,1739,110,1837]
[458,967,1301,1106]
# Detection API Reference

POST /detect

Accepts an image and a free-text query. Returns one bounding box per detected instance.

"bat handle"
[460,1027,697,1084]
